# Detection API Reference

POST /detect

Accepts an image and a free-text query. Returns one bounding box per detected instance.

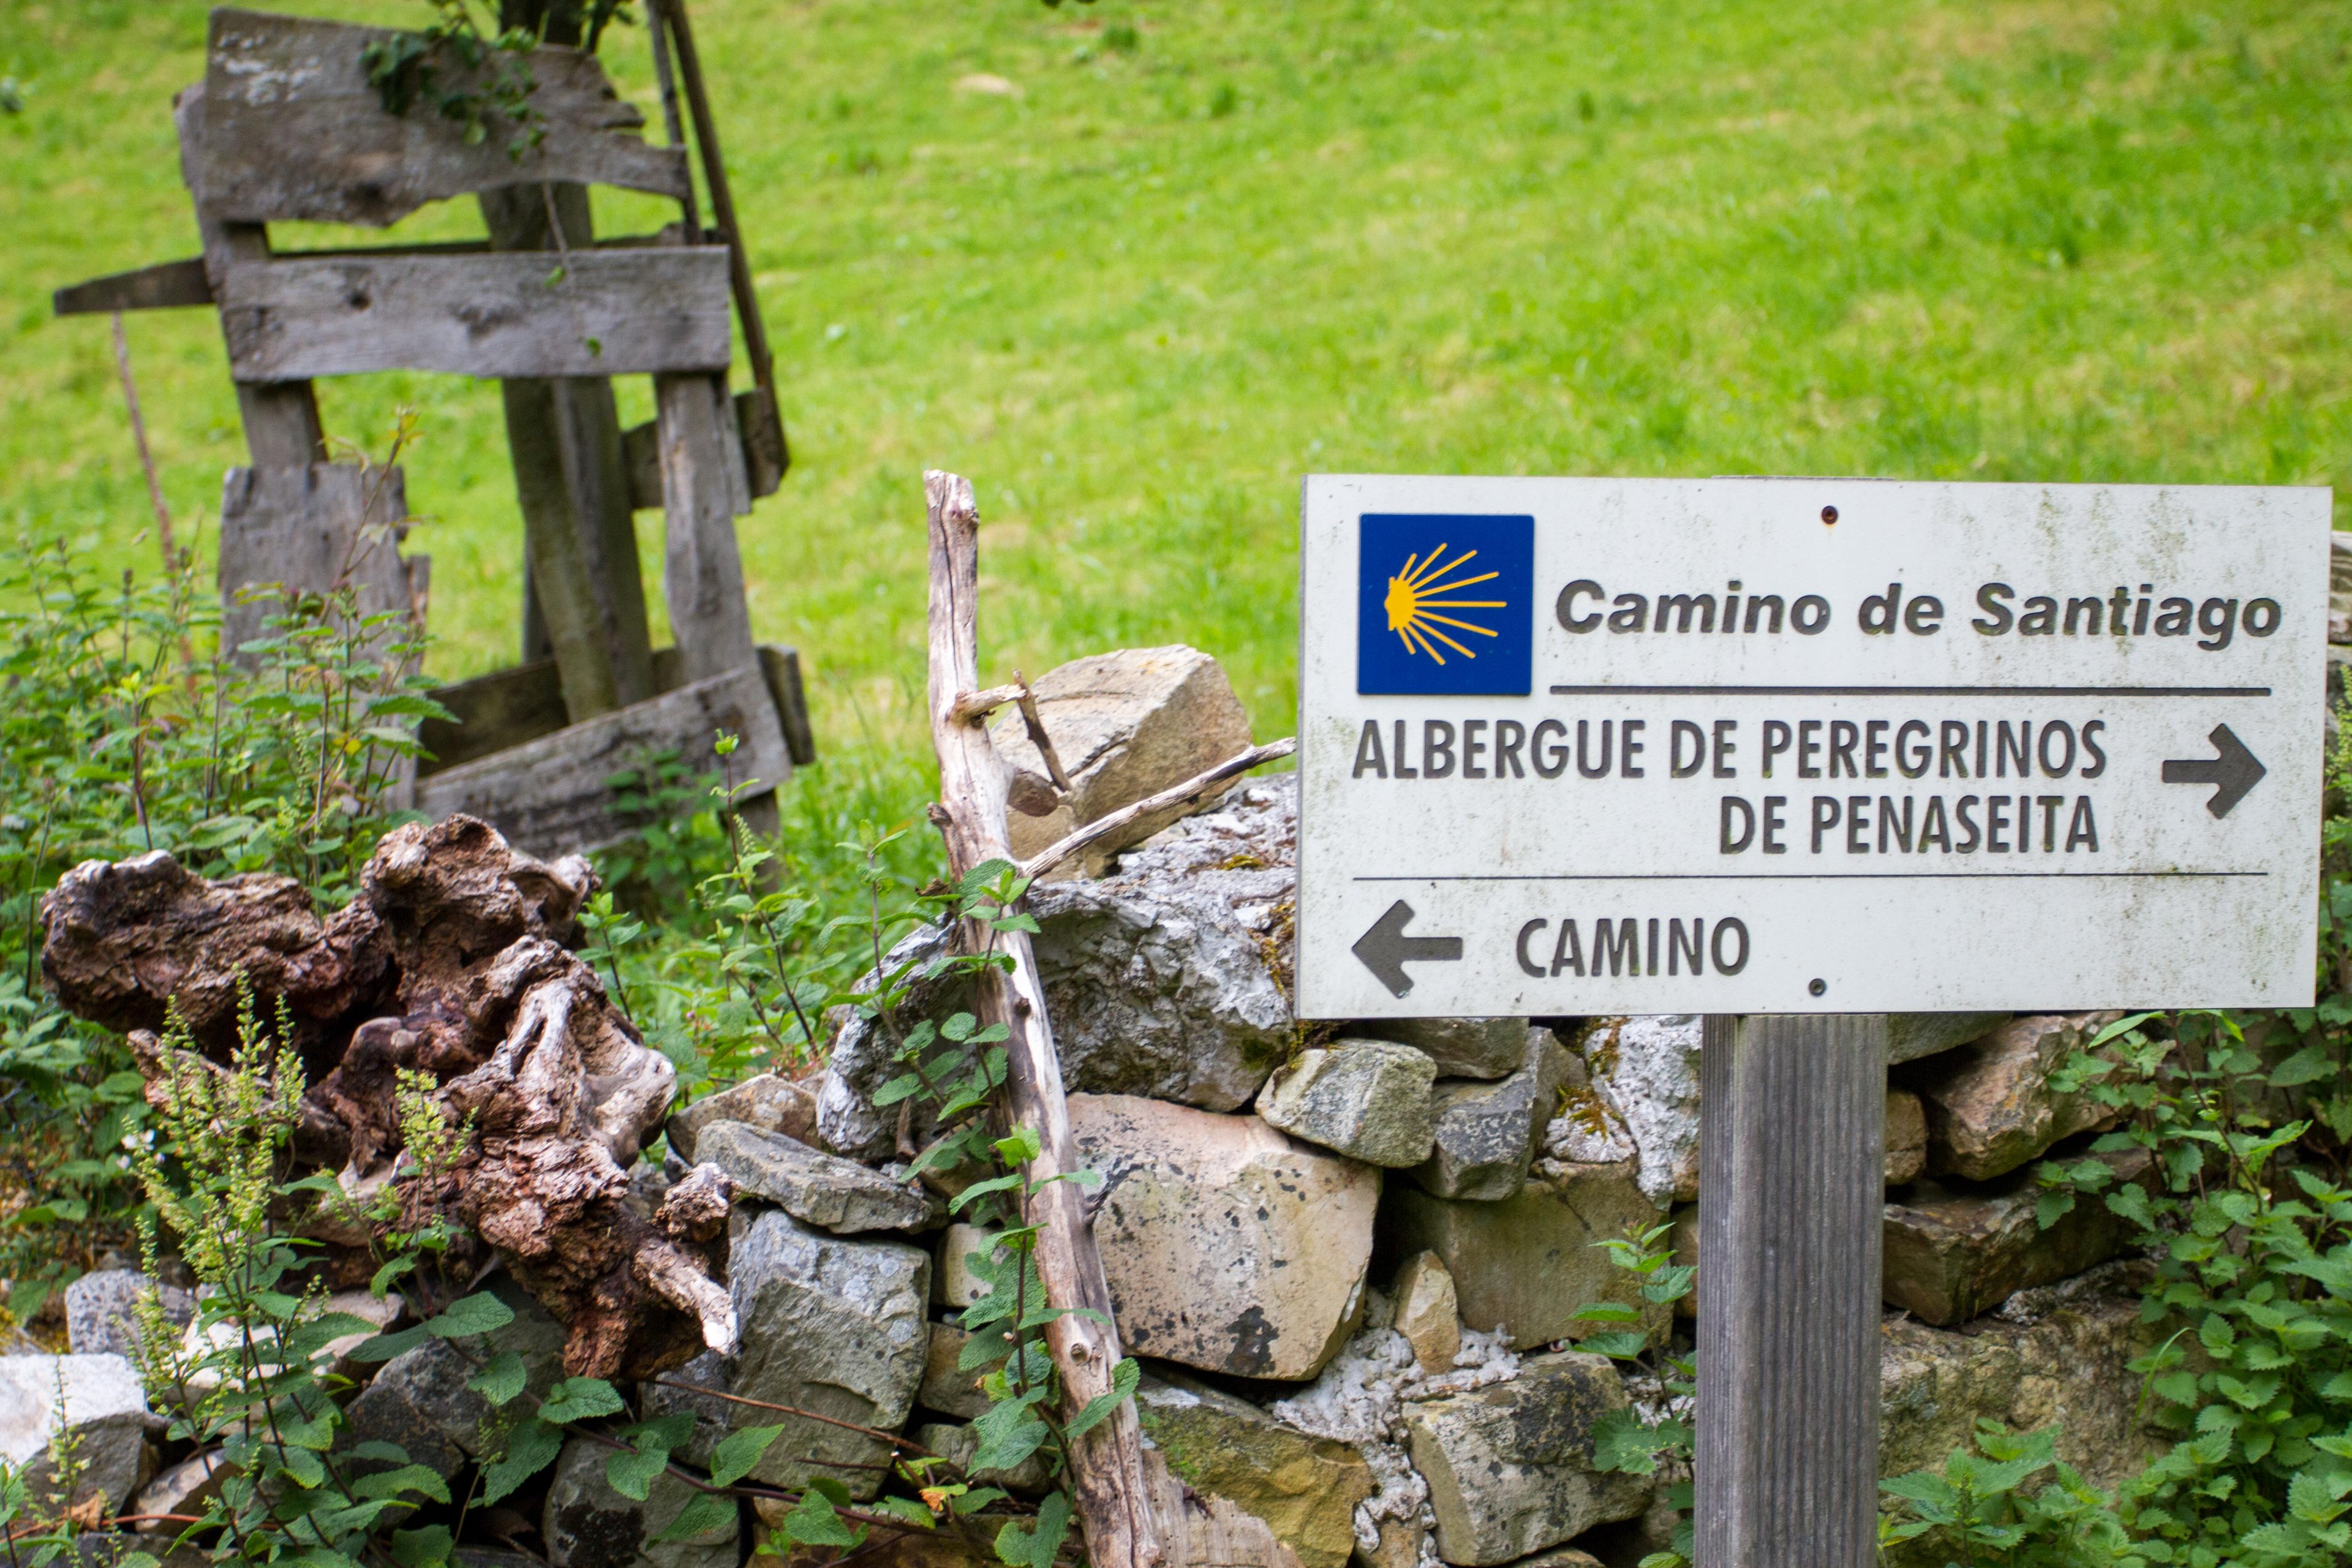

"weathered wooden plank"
[217,464,423,660]
[416,666,790,857]
[176,83,325,470]
[217,249,733,382]
[480,181,657,724]
[924,470,1163,1568]
[53,257,214,316]
[621,418,663,511]
[757,644,817,767]
[1696,1014,1885,1568]
[654,372,758,682]
[197,8,690,227]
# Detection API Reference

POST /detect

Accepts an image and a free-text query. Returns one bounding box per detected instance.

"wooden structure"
[1696,1014,1886,1568]
[55,4,812,855]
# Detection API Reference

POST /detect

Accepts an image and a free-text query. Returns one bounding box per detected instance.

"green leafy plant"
[1572,1221,1695,1568]
[1880,1422,2143,1568]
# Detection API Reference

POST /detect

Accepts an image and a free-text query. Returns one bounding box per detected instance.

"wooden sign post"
[1291,474,2328,1564]
[1695,1015,1885,1566]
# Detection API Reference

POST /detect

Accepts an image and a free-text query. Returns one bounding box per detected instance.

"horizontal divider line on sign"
[1352,869,2269,881]
[1545,684,2272,697]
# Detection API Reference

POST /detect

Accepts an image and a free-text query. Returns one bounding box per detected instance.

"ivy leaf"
[709,1423,784,1488]
[995,1491,1071,1568]
[478,1416,564,1504]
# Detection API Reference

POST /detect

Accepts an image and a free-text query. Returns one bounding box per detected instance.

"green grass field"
[5,0,2349,785]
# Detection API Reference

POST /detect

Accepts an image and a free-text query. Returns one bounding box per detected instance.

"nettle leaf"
[389,1525,454,1568]
[995,1490,1071,1568]
[606,1442,669,1502]
[1065,1356,1142,1442]
[467,1349,528,1406]
[354,1464,452,1506]
[541,1376,627,1423]
[1589,1406,1663,1475]
[779,1482,864,1547]
[428,1292,515,1340]
[709,1423,785,1488]
[655,1488,740,1542]
[478,1416,564,1504]
[1578,1330,1651,1361]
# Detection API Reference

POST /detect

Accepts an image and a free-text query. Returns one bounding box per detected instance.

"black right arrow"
[1352,900,1464,998]
[2162,723,2267,818]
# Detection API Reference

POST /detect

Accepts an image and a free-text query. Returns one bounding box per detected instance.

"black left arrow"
[1353,900,1464,998]
[2162,723,2267,818]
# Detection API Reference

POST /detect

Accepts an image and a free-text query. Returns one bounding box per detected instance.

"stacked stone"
[8,646,2171,1568]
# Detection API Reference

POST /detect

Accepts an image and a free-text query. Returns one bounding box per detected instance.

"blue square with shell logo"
[1356,514,1535,695]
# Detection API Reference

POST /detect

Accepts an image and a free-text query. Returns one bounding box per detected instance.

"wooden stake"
[1695,1012,1885,1568]
[922,470,1162,1568]
[1018,737,1295,883]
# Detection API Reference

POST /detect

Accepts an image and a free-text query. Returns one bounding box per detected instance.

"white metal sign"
[1295,477,2332,1016]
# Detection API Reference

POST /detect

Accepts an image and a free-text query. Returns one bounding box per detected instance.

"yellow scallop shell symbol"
[1381,543,1506,665]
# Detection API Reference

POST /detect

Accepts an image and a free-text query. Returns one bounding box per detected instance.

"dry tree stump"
[42,815,734,1379]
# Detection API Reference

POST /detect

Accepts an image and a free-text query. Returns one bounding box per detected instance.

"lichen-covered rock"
[1401,1351,1653,1566]
[1901,1012,2120,1180]
[1572,1016,1703,1207]
[644,1210,929,1500]
[0,1354,153,1512]
[696,1121,934,1234]
[819,779,1299,1157]
[1257,1039,1436,1167]
[1409,1046,1559,1202]
[1071,1092,1378,1380]
[344,1276,567,1475]
[918,1321,990,1419]
[1356,1017,1530,1080]
[989,645,1255,878]
[1133,1371,1376,1568]
[1882,1150,2149,1325]
[1393,1251,1461,1375]
[542,1433,737,1568]
[1879,1278,2163,1559]
[666,1072,818,1161]
[66,1268,192,1358]
[1888,1012,2010,1066]
[1885,1088,1928,1186]
[1389,1165,1662,1349]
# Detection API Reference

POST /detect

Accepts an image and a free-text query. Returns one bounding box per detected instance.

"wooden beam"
[1695,1014,1885,1568]
[654,372,757,684]
[923,470,1162,1568]
[480,181,657,725]
[196,8,690,227]
[756,644,818,767]
[175,84,324,471]
[417,665,790,858]
[1017,738,1294,883]
[54,258,214,316]
[217,464,425,662]
[421,643,809,775]
[217,248,733,382]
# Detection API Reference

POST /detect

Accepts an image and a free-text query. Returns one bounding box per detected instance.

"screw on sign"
[1292,475,2331,1567]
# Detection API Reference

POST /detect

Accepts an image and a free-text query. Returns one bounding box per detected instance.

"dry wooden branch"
[948,683,1025,724]
[1012,672,1076,796]
[1017,737,1296,882]
[922,470,1163,1568]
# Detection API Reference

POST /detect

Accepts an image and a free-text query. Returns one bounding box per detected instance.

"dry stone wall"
[18,646,2177,1568]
